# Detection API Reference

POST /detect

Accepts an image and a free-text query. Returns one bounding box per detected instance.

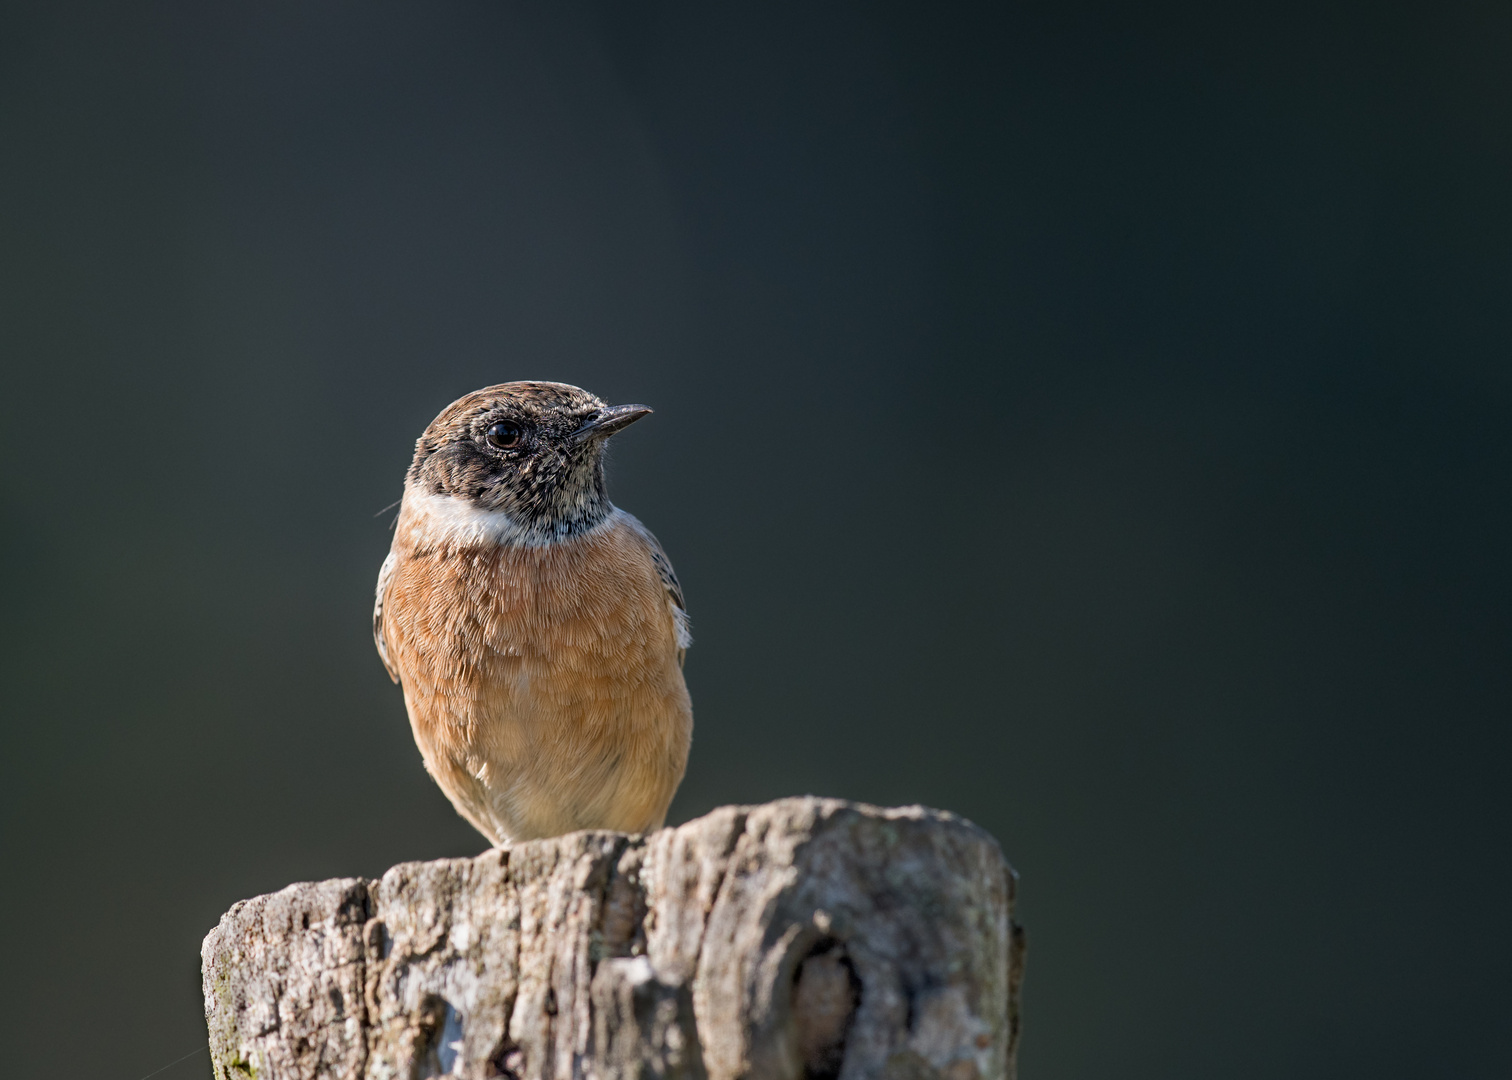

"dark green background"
[3,2,1509,1077]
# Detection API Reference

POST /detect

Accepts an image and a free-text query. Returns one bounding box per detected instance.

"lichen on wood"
[202,797,1023,1080]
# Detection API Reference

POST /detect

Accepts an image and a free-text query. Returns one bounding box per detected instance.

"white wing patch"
[672,604,693,651]
[616,508,691,659]
[373,549,399,683]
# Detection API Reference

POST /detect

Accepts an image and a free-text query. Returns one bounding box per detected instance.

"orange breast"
[380,510,692,843]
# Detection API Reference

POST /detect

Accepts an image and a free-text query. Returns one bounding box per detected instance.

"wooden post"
[202,797,1023,1080]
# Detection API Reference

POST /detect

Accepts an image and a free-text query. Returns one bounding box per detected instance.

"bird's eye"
[486,421,524,449]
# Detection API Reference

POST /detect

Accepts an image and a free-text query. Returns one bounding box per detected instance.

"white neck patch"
[399,488,613,550]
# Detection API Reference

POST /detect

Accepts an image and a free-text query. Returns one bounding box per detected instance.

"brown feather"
[380,503,692,844]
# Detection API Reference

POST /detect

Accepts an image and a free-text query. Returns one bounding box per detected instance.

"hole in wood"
[792,938,862,1080]
[414,994,464,1079]
[488,1037,525,1080]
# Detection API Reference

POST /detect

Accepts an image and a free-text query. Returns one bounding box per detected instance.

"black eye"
[486,421,524,449]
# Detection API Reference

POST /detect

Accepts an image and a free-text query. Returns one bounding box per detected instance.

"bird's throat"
[398,489,614,551]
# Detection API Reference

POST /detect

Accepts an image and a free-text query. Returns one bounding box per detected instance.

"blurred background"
[2,1,1510,1077]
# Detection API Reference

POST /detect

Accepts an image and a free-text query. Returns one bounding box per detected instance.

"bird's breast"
[381,505,689,780]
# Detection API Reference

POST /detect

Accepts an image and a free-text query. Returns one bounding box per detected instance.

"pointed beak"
[568,404,653,443]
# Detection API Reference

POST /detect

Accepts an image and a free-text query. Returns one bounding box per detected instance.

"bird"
[372,381,692,846]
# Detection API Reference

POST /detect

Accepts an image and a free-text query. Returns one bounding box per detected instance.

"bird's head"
[404,381,650,544]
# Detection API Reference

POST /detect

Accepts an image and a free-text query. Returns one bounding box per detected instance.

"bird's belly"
[391,528,692,844]
[430,646,688,842]
[480,638,689,834]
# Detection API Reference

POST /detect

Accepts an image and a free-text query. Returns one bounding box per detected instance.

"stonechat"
[373,382,692,846]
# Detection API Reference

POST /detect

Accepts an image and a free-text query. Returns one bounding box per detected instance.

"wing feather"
[373,549,400,683]
[619,510,691,662]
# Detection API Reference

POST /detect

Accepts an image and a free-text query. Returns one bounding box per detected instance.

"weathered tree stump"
[202,797,1023,1080]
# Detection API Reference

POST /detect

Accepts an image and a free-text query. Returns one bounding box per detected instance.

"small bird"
[373,381,692,846]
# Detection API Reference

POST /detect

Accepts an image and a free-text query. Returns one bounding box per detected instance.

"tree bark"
[202,797,1023,1080]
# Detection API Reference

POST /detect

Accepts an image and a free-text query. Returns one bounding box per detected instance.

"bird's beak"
[568,404,653,443]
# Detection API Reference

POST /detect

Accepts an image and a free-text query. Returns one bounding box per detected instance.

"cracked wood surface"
[202,797,1022,1080]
